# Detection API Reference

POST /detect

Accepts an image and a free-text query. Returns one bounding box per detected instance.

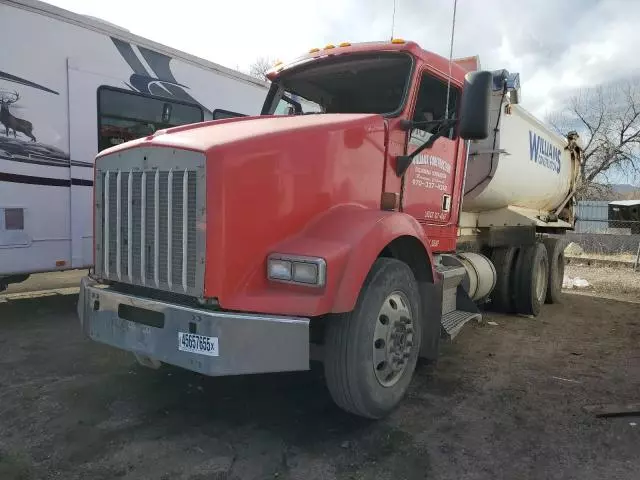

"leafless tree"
[548,79,640,199]
[249,57,275,81]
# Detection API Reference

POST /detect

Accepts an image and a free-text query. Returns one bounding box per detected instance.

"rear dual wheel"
[513,242,549,316]
[324,258,422,419]
[542,237,565,304]
[490,246,520,313]
[490,241,559,316]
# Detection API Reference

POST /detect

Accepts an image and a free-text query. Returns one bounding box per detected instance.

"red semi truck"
[77,40,582,418]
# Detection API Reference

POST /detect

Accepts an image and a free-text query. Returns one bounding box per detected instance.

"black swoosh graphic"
[111,38,149,76]
[111,37,210,114]
[0,71,59,95]
[137,46,200,104]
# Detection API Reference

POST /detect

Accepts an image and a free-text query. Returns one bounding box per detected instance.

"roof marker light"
[309,47,320,53]
[339,42,351,47]
[391,38,405,44]
[324,44,335,49]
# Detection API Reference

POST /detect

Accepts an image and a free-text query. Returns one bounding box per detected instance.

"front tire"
[324,258,422,419]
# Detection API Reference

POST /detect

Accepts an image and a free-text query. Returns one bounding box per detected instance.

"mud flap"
[419,281,443,362]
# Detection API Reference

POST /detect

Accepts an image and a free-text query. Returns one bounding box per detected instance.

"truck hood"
[93,110,388,313]
[97,113,382,156]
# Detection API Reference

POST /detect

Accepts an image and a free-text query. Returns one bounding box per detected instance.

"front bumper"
[77,277,310,376]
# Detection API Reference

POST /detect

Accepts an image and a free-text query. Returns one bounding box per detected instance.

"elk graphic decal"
[0,90,36,142]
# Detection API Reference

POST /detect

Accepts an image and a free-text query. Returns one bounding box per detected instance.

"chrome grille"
[95,148,205,296]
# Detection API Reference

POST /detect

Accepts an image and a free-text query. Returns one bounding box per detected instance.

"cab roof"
[266,40,476,87]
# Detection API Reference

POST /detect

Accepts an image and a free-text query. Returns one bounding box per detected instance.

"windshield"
[262,52,413,116]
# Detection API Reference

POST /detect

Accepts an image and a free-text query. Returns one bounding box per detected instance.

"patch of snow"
[563,276,590,289]
[564,242,584,256]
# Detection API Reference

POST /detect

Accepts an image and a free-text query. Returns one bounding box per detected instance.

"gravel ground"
[0,272,639,480]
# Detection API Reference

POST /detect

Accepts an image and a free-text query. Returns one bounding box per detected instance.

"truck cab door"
[401,69,464,250]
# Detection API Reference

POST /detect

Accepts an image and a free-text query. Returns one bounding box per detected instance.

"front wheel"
[324,258,422,419]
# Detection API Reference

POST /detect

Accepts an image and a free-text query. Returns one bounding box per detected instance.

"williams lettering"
[528,131,561,174]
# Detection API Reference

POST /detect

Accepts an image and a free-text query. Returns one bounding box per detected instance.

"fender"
[328,208,437,313]
[221,204,437,317]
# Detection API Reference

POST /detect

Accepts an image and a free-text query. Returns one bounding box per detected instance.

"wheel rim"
[535,258,548,303]
[372,291,414,387]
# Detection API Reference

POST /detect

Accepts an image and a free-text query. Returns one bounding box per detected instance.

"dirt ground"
[1,271,639,480]
[2,270,86,295]
[564,264,640,301]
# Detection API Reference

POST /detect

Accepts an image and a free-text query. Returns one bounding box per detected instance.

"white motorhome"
[0,0,271,290]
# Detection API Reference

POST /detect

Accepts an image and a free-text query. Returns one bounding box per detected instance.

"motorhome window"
[98,87,204,151]
[272,94,323,115]
[213,109,247,120]
[412,72,461,140]
[265,52,412,116]
[4,208,24,231]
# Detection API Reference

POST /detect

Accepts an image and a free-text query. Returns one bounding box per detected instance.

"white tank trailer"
[444,68,582,319]
[461,69,581,230]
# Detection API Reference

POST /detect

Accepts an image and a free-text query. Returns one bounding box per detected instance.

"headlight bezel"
[267,254,327,287]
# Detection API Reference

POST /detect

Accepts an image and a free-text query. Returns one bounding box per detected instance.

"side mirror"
[458,71,492,140]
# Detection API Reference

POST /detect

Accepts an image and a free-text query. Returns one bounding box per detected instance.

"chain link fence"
[567,200,640,270]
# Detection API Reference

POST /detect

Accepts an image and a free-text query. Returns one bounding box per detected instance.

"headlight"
[267,258,293,281]
[267,254,326,287]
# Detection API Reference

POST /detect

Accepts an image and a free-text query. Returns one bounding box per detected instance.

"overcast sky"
[45,0,640,119]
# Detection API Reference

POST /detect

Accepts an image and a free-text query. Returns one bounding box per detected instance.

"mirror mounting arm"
[395,119,456,177]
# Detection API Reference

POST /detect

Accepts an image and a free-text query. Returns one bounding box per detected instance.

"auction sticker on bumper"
[178,332,219,357]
